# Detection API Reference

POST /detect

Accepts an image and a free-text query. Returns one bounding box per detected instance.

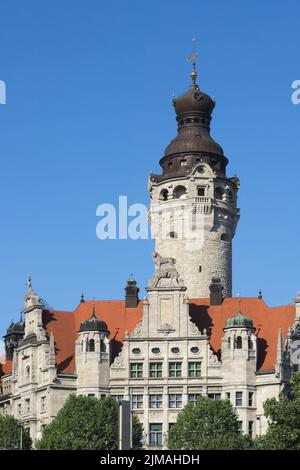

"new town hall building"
[1,64,300,448]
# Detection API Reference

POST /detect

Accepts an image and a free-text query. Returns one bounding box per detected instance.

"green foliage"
[254,372,300,450]
[0,414,32,450]
[168,396,250,450]
[36,395,118,450]
[36,394,144,450]
[132,414,143,449]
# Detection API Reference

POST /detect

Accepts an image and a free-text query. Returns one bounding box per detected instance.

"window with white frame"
[168,394,182,408]
[149,394,163,409]
[132,394,143,409]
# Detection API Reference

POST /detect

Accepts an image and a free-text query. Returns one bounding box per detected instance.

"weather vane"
[186,37,198,84]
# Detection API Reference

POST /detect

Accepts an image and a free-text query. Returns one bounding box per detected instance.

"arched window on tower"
[25,366,30,379]
[228,337,231,349]
[248,337,253,350]
[100,340,106,353]
[214,186,225,200]
[159,189,168,201]
[173,185,187,200]
[235,336,242,349]
[87,339,95,352]
[221,233,230,242]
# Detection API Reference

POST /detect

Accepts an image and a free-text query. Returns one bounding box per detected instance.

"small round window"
[151,347,160,355]
[191,347,199,354]
[197,165,205,174]
[171,347,180,354]
[132,348,141,355]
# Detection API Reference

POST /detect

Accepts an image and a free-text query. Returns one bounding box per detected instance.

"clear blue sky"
[0,0,300,342]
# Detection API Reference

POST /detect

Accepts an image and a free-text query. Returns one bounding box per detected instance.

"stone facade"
[1,69,300,449]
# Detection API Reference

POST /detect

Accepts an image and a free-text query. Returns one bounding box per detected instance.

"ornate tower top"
[156,40,227,181]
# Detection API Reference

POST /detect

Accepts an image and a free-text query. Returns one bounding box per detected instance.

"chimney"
[125,276,139,308]
[209,275,223,306]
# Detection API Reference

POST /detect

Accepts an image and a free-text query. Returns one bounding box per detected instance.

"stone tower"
[148,62,240,298]
[75,303,110,398]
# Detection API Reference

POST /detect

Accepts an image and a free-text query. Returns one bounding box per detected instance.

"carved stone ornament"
[208,346,220,365]
[130,322,143,338]
[157,323,175,335]
[148,252,185,289]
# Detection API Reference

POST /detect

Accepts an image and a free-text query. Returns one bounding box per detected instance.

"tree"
[132,414,143,449]
[0,415,32,450]
[36,394,143,450]
[168,396,250,450]
[254,372,300,450]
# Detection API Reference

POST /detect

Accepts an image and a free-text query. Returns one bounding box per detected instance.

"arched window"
[88,339,95,352]
[25,366,30,378]
[227,337,231,349]
[214,186,225,200]
[159,189,168,201]
[100,340,106,353]
[173,185,187,200]
[221,233,230,242]
[227,190,233,201]
[235,336,242,349]
[248,338,253,350]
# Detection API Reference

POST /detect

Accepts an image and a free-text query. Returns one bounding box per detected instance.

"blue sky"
[0,0,300,343]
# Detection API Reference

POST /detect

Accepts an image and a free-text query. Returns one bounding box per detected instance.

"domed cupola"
[4,318,25,360]
[158,52,227,179]
[79,303,109,335]
[225,307,254,330]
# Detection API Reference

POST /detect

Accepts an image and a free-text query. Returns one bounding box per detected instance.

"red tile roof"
[0,298,296,381]
[189,297,295,371]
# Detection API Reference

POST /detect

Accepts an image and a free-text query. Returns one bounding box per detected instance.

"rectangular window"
[225,392,231,401]
[197,187,205,196]
[188,394,200,406]
[113,395,124,403]
[149,362,163,378]
[188,362,201,378]
[25,399,30,413]
[149,394,163,409]
[130,363,143,379]
[169,362,182,378]
[100,394,106,400]
[249,421,254,439]
[41,396,46,412]
[236,391,243,407]
[208,393,221,400]
[248,392,254,407]
[149,423,163,447]
[88,393,95,398]
[238,420,243,431]
[132,394,143,409]
[180,159,187,167]
[168,394,182,409]
[169,422,175,432]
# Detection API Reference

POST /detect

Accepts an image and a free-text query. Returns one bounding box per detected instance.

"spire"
[186,37,198,85]
[80,293,85,303]
[49,332,56,367]
[91,300,97,319]
[258,289,263,299]
[27,275,33,293]
[276,328,283,365]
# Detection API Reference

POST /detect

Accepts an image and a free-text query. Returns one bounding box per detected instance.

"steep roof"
[189,297,295,372]
[0,297,296,379]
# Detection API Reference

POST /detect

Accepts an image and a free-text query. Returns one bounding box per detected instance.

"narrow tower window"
[88,339,95,352]
[235,336,242,349]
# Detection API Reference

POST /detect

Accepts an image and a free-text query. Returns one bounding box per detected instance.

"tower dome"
[79,303,109,334]
[225,308,254,330]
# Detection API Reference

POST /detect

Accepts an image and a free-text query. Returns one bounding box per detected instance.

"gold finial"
[186,37,198,84]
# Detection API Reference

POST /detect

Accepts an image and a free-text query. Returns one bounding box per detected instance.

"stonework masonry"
[1,69,300,449]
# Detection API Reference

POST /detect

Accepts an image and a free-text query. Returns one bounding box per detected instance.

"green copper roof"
[225,310,254,329]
